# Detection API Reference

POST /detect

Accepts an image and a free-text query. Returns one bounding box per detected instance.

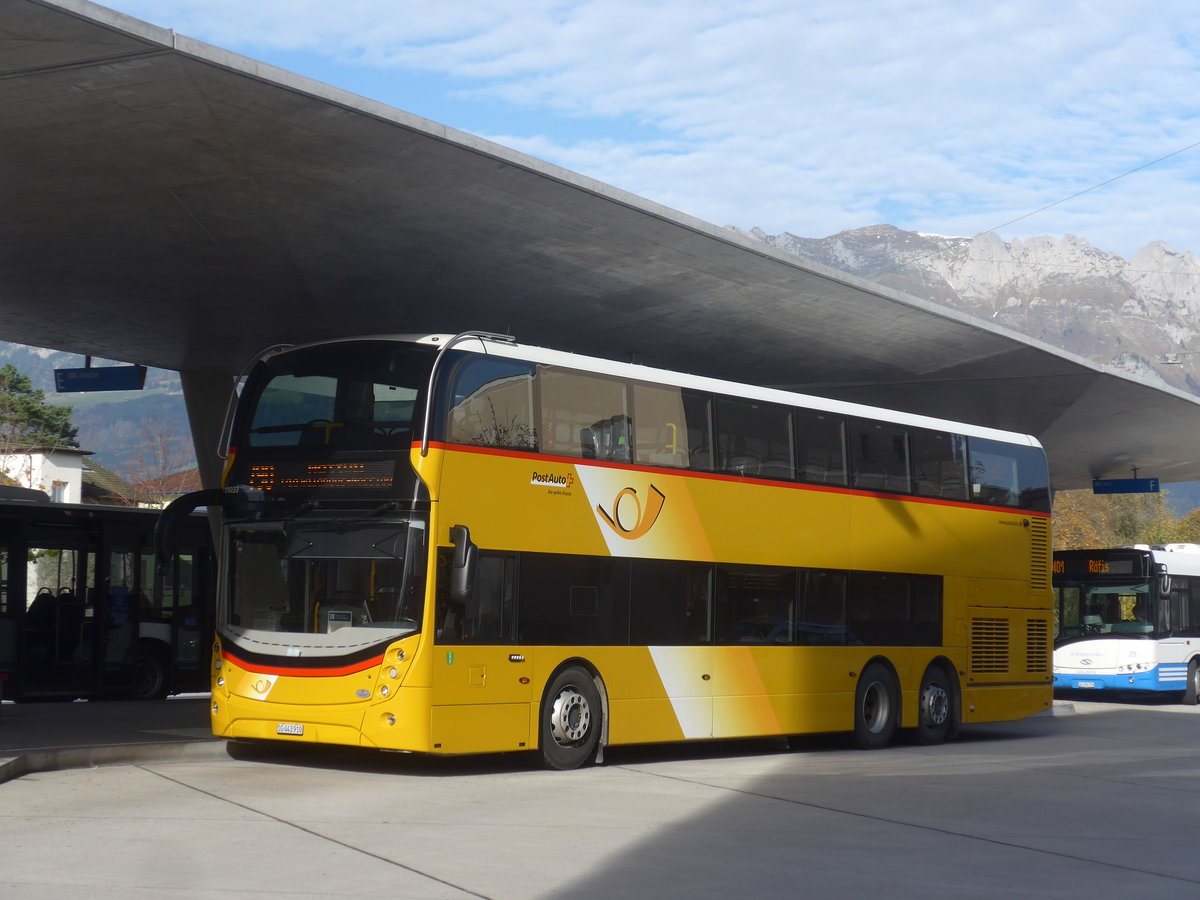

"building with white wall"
[0,446,89,503]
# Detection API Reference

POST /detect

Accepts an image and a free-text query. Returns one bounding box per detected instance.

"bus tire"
[1185,659,1200,706]
[915,663,956,745]
[853,661,898,750]
[540,666,602,770]
[132,644,170,701]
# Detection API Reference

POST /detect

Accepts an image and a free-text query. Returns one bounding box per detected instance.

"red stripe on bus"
[223,648,384,678]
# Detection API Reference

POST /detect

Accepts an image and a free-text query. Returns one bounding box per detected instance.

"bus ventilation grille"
[970,617,1010,674]
[1029,517,1050,590]
[1026,618,1050,674]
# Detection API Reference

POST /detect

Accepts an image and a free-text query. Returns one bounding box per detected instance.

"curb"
[0,739,231,785]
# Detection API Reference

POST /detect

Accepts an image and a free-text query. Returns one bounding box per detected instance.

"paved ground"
[0,694,222,783]
[2,697,1199,898]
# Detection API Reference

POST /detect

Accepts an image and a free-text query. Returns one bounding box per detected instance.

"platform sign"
[54,365,147,392]
[1092,478,1160,495]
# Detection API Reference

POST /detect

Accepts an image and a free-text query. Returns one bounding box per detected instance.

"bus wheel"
[1185,659,1200,706]
[853,662,897,750]
[540,666,601,770]
[915,664,955,745]
[132,645,169,701]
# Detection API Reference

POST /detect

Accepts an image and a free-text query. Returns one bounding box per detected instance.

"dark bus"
[0,488,214,700]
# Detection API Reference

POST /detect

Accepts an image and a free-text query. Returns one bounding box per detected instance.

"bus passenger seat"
[853,465,887,490]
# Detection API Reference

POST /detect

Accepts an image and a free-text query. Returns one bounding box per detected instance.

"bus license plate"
[276,723,304,735]
[1076,681,1096,689]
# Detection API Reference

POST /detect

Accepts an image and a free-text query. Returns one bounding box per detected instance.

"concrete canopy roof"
[3,0,1200,491]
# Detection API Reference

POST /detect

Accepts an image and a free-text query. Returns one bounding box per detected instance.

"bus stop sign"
[1092,478,1160,494]
[54,365,147,392]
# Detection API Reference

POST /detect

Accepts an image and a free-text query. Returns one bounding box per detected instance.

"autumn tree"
[1054,488,1184,549]
[1051,489,1118,549]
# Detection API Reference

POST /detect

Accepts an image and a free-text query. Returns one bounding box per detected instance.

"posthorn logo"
[597,484,666,540]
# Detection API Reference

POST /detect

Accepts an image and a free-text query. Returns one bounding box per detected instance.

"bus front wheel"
[540,666,602,770]
[853,662,898,750]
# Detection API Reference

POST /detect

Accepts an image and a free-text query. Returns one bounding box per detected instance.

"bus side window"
[714,398,795,481]
[794,410,845,486]
[967,438,1051,512]
[444,356,538,451]
[538,367,629,462]
[848,420,909,492]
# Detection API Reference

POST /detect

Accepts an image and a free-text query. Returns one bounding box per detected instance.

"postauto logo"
[531,470,575,488]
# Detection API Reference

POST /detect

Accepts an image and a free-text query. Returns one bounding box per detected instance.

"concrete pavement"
[0,694,223,784]
[4,698,1200,897]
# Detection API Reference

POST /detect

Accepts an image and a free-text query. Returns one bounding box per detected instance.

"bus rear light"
[214,659,222,671]
[212,702,219,715]
[388,667,399,679]
[217,677,225,688]
[380,685,390,697]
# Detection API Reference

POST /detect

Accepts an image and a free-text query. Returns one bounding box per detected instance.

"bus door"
[20,524,101,697]
[103,517,214,698]
[159,542,214,692]
[432,551,534,753]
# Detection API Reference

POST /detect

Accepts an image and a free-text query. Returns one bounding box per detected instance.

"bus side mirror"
[1158,563,1172,598]
[449,524,478,603]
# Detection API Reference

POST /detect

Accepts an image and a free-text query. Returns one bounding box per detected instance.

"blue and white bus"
[1053,545,1200,701]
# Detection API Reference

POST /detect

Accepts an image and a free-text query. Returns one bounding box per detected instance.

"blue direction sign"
[54,365,147,393]
[1092,478,1160,495]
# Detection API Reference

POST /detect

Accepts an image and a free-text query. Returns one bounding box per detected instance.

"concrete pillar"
[179,369,234,491]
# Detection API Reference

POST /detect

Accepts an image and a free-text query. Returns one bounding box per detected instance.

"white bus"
[1053,545,1200,702]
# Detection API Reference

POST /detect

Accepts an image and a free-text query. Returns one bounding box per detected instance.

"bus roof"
[273,332,1044,449]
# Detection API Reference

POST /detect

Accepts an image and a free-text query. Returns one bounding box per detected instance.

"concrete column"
[179,369,234,491]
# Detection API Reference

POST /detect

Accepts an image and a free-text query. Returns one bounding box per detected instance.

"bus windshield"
[227,514,427,641]
[240,340,437,451]
[1055,579,1155,643]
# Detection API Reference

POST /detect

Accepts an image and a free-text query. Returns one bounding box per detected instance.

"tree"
[0,364,78,451]
[1054,487,1183,550]
[1051,489,1117,549]
[119,420,196,507]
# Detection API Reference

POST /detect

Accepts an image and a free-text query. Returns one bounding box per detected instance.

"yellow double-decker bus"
[165,332,1052,768]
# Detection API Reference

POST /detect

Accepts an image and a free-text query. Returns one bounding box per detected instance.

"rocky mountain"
[735,224,1200,396]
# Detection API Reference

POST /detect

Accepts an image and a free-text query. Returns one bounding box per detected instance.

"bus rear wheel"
[1185,659,1200,706]
[131,645,169,701]
[915,664,955,745]
[540,666,602,770]
[853,662,897,750]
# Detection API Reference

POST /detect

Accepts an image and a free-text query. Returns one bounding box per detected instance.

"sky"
[104,0,1200,260]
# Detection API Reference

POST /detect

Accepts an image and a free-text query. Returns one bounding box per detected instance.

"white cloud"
[111,0,1200,257]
